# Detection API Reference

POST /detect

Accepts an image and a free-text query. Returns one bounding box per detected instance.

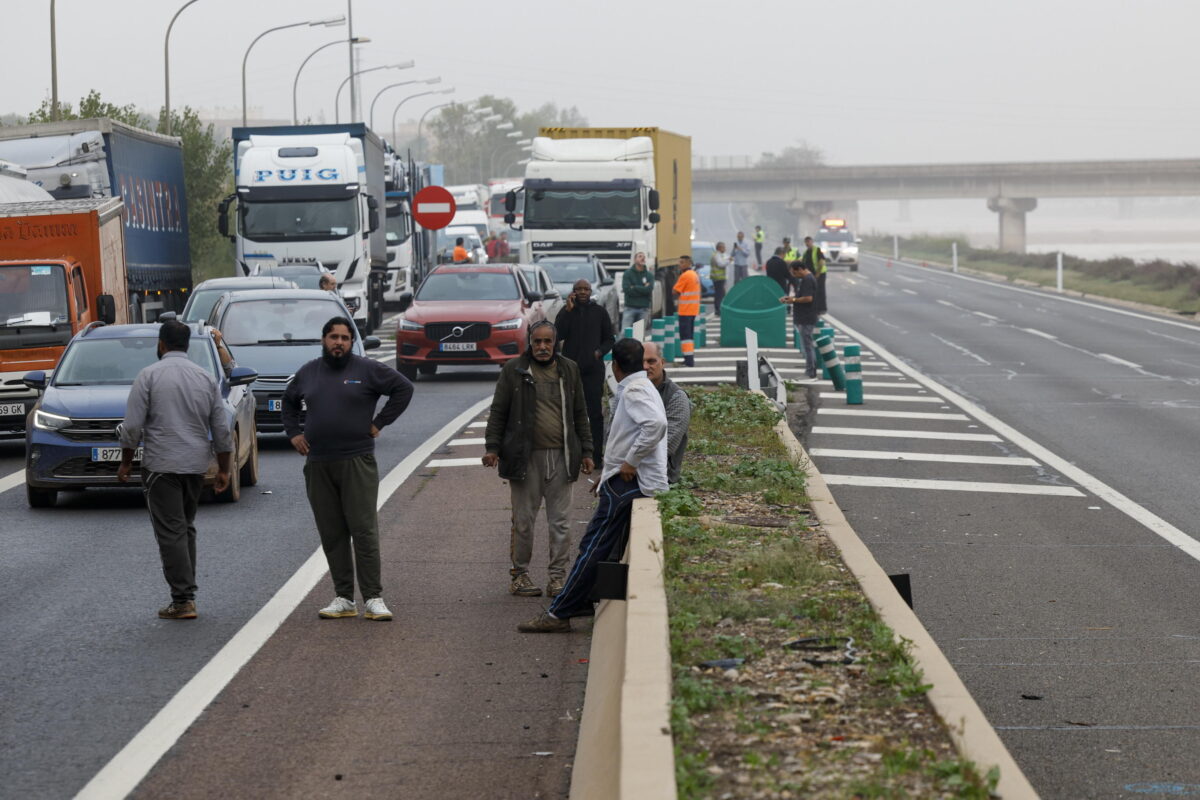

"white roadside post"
[746,328,760,392]
[952,241,958,273]
[892,234,899,260]
[1057,251,1064,293]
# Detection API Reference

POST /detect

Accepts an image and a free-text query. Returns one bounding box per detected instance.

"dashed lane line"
[812,426,1003,442]
[822,474,1084,497]
[1021,327,1058,340]
[819,408,969,421]
[448,437,486,446]
[1098,353,1142,370]
[427,457,483,468]
[827,312,1200,562]
[0,468,23,495]
[73,396,494,800]
[809,448,1039,467]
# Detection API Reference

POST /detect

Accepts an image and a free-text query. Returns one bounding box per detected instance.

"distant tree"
[21,91,232,282]
[758,140,826,168]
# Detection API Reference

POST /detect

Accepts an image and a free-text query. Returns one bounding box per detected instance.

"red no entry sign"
[412,185,457,230]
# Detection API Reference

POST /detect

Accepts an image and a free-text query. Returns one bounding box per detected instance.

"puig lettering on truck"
[252,168,340,182]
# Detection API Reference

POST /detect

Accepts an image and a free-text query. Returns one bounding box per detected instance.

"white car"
[814,227,860,271]
[436,226,488,264]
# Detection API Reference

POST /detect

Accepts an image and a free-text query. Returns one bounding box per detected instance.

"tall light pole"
[415,101,456,160]
[489,130,524,177]
[346,0,357,123]
[391,88,455,149]
[241,15,345,126]
[49,0,59,120]
[163,0,202,134]
[293,36,369,125]
[335,61,413,123]
[369,77,440,130]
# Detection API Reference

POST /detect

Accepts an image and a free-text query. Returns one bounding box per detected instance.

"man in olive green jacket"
[483,321,594,598]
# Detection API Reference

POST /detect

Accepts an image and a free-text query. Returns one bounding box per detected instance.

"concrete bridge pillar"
[787,200,835,239]
[987,196,1037,253]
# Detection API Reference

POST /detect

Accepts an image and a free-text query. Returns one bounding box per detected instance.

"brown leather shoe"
[517,611,570,633]
[547,576,565,598]
[158,601,197,620]
[510,573,543,597]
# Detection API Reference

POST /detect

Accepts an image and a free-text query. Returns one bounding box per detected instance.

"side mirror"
[363,335,382,351]
[228,366,258,387]
[96,294,116,325]
[525,291,543,303]
[505,190,517,212]
[504,212,515,225]
[648,211,661,224]
[22,370,48,391]
[397,291,414,312]
[217,193,236,241]
[601,274,614,286]
[648,189,660,210]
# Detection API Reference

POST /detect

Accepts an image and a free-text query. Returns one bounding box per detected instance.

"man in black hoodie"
[282,316,414,622]
[555,279,615,461]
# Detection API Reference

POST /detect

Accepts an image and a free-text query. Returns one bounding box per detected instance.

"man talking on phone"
[555,278,614,461]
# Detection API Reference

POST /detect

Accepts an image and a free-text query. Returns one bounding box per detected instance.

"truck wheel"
[27,484,57,508]
[215,432,242,503]
[398,363,418,381]
[239,426,260,487]
[418,363,438,376]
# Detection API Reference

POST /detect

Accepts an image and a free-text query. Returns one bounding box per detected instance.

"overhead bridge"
[693,159,1200,252]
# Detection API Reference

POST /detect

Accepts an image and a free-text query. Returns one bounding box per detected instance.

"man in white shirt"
[518,337,667,632]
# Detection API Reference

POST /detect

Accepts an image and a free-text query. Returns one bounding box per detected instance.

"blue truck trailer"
[0,118,191,320]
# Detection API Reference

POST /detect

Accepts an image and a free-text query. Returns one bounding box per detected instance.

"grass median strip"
[664,385,998,799]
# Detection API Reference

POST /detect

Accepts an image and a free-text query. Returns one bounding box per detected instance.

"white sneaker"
[318,596,358,619]
[363,597,393,621]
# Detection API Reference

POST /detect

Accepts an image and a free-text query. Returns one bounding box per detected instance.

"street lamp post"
[334,61,413,123]
[369,77,440,130]
[391,88,455,150]
[241,15,345,126]
[163,0,201,135]
[415,101,456,160]
[489,130,524,177]
[49,0,59,120]
[294,36,369,125]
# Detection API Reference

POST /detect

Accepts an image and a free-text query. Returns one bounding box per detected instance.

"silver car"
[535,254,620,330]
[519,263,565,321]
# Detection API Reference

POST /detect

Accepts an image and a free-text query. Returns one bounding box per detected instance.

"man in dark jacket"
[483,321,594,598]
[765,247,790,291]
[555,279,614,461]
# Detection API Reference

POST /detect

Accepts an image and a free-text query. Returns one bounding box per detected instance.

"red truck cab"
[0,198,125,435]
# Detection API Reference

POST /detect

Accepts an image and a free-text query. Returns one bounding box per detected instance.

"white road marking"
[804,379,926,388]
[870,254,1200,333]
[819,408,969,421]
[820,392,942,403]
[931,333,991,366]
[0,468,23,495]
[1098,353,1143,370]
[936,299,962,309]
[902,288,919,296]
[810,448,1039,466]
[822,474,1084,496]
[973,311,1000,321]
[877,280,891,286]
[1022,327,1058,340]
[466,421,486,428]
[73,396,494,800]
[828,311,1200,562]
[427,457,483,467]
[448,437,485,446]
[812,426,1003,442]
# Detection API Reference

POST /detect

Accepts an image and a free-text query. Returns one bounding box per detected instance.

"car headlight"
[398,318,422,331]
[493,318,524,331]
[343,296,362,313]
[33,409,71,431]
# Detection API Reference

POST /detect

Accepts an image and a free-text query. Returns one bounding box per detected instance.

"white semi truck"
[504,127,691,314]
[220,124,387,332]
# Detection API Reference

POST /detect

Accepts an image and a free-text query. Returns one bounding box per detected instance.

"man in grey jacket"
[484,321,594,599]
[643,342,691,486]
[118,319,232,620]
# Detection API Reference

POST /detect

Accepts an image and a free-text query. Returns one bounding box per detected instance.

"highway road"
[0,342,500,799]
[806,254,1200,797]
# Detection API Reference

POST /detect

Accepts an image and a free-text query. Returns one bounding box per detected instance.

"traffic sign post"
[412,186,457,230]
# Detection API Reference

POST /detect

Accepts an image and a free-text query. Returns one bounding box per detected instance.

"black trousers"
[580,367,605,462]
[816,272,828,313]
[712,279,725,314]
[755,242,763,264]
[144,471,204,603]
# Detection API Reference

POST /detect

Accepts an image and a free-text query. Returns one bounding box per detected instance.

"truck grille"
[60,418,122,443]
[425,322,491,342]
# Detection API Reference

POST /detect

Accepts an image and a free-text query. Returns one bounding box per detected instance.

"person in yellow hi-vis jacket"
[754,225,765,265]
[672,255,700,367]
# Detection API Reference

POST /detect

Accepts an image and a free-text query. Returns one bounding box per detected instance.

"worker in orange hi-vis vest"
[672,255,700,367]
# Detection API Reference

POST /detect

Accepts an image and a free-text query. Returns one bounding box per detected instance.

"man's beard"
[322,345,351,369]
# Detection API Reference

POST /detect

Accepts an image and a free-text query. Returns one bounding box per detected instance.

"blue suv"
[23,321,259,508]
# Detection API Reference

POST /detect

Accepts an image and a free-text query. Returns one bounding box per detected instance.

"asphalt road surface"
[0,346,500,799]
[802,254,1200,798]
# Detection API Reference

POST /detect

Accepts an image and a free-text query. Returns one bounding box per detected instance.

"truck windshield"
[240,198,356,241]
[523,189,640,229]
[53,337,216,385]
[0,264,72,350]
[417,272,519,301]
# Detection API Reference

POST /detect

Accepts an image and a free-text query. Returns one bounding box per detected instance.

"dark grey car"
[535,254,620,330]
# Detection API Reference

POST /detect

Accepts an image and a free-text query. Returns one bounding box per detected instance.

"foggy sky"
[3,0,1197,166]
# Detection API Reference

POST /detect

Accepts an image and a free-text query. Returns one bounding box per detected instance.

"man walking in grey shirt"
[118,319,232,620]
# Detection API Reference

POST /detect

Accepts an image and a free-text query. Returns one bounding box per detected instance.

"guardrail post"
[819,326,835,378]
[817,334,846,391]
[664,315,678,363]
[844,344,863,404]
[695,303,707,349]
[651,317,665,353]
